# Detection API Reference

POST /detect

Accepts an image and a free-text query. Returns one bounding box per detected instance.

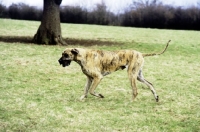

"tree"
[94,0,108,25]
[33,0,66,45]
[0,3,8,18]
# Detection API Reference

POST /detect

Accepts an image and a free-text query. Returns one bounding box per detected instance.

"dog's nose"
[58,58,62,65]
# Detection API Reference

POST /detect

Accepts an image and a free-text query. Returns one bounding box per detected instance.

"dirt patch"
[0,36,121,46]
[65,38,120,46]
[0,36,32,44]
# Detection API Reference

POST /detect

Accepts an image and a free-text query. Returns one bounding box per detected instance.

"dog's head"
[58,48,79,67]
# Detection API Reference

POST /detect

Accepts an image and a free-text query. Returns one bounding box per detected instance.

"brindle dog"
[58,40,170,102]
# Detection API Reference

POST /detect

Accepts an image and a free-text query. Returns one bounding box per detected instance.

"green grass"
[0,19,200,132]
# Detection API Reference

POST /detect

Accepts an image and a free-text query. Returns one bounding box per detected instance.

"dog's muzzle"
[58,58,71,67]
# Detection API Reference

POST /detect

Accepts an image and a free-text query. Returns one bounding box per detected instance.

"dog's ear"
[71,48,79,55]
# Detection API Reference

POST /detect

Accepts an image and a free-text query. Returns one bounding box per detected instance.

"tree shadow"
[0,36,120,46]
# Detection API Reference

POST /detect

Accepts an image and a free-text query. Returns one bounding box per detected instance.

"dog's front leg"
[89,75,104,98]
[80,76,92,100]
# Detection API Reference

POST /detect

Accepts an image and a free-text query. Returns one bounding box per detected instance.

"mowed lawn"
[0,19,200,132]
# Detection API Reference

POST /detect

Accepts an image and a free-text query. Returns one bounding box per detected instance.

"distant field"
[0,19,199,132]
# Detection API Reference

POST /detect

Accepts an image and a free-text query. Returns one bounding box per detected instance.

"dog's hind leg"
[128,66,139,101]
[129,74,138,101]
[89,75,104,98]
[137,69,159,102]
[80,76,92,100]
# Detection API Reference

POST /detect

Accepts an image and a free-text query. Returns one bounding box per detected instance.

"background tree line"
[0,0,200,30]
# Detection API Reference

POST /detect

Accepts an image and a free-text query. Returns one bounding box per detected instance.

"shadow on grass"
[0,36,120,46]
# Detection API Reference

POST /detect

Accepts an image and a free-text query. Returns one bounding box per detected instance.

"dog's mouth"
[58,59,71,67]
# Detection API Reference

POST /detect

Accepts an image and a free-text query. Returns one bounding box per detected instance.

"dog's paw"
[98,94,104,98]
[80,95,87,101]
[156,96,159,102]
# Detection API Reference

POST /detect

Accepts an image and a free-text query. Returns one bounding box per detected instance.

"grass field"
[0,19,200,132]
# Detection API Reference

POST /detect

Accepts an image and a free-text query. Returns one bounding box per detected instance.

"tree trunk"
[33,0,66,45]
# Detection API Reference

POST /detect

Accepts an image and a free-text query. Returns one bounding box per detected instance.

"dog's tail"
[142,40,171,57]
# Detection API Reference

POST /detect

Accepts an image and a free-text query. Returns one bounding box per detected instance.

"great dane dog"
[58,40,170,102]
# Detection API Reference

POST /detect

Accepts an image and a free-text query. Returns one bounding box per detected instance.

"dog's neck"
[74,59,82,66]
